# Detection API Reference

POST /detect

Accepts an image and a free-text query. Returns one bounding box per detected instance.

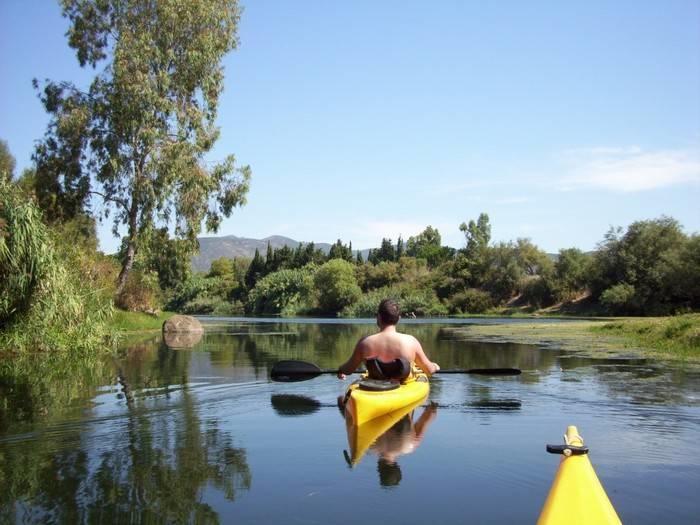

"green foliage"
[166,274,220,312]
[110,310,174,331]
[368,238,397,264]
[36,0,251,294]
[553,248,592,300]
[480,242,523,302]
[460,213,491,259]
[0,179,113,352]
[244,248,265,289]
[139,228,193,291]
[314,259,362,314]
[209,257,236,278]
[519,276,556,309]
[662,234,700,309]
[115,269,161,312]
[600,283,636,313]
[1,179,52,324]
[247,267,315,315]
[448,288,494,314]
[592,314,700,358]
[406,226,453,267]
[591,217,689,314]
[328,239,353,261]
[357,261,402,291]
[341,285,447,317]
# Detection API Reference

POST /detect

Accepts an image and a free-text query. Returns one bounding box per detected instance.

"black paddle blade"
[438,368,522,376]
[270,360,325,382]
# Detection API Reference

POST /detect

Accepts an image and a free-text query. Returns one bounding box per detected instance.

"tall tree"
[35,0,251,295]
[245,249,265,289]
[460,213,491,258]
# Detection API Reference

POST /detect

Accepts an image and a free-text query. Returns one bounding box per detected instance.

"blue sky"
[2,0,699,254]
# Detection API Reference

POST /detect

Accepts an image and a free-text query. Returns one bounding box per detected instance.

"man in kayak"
[337,299,440,381]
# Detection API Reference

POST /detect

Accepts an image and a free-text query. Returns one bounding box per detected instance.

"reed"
[0,179,114,353]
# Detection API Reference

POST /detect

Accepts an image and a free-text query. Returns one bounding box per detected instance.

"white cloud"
[558,146,700,192]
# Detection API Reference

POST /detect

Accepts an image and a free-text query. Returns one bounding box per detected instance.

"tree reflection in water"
[1,347,251,524]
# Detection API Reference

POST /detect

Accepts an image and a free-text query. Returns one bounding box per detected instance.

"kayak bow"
[537,425,621,525]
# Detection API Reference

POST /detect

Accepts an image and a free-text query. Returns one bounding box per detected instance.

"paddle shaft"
[269,359,521,380]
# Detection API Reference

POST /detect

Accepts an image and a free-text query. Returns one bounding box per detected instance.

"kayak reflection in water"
[347,402,438,487]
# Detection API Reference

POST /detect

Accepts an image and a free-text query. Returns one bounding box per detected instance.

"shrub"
[247,267,315,315]
[600,283,636,314]
[520,276,556,309]
[341,286,447,317]
[448,288,493,314]
[115,269,161,312]
[315,259,361,315]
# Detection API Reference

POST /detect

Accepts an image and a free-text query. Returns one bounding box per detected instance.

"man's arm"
[413,339,440,375]
[337,338,367,379]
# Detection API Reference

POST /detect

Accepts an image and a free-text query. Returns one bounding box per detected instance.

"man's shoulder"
[398,331,419,342]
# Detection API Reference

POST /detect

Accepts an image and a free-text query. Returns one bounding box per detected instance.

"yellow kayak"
[344,370,429,426]
[344,396,426,466]
[537,425,622,525]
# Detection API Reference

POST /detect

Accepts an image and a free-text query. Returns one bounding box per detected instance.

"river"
[1,317,699,523]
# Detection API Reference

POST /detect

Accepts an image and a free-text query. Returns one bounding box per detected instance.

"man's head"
[377,299,400,327]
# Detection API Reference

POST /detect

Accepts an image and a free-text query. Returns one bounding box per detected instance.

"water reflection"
[1,318,699,524]
[1,343,252,524]
[270,394,322,417]
[345,403,438,488]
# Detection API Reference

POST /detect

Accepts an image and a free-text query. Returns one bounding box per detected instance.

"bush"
[520,276,556,309]
[448,288,493,314]
[247,267,315,315]
[115,269,161,312]
[341,286,447,317]
[600,283,636,314]
[315,259,362,315]
[357,261,401,291]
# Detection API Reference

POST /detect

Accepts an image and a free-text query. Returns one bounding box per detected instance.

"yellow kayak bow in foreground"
[537,425,622,525]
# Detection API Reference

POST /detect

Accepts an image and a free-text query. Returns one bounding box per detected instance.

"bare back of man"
[337,300,440,379]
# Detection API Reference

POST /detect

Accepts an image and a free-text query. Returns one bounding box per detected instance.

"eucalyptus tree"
[35,0,251,294]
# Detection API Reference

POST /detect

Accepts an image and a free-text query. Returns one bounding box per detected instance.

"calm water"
[2,318,700,524]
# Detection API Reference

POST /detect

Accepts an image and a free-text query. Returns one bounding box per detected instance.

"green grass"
[439,314,700,361]
[592,314,700,359]
[109,310,176,332]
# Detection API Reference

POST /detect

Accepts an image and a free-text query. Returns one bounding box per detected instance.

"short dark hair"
[377,299,400,325]
[377,458,402,487]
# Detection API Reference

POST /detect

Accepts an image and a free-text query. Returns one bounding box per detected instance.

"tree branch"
[88,190,127,209]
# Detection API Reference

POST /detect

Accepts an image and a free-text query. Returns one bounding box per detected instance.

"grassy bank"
[440,314,700,361]
[109,310,175,332]
[592,314,700,359]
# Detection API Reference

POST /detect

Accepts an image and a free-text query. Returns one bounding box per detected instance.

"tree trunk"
[116,240,136,296]
[116,199,139,297]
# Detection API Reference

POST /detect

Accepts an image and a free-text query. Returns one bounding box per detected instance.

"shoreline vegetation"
[440,313,700,361]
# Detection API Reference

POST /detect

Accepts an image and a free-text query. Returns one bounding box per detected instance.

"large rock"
[162,315,203,348]
[163,314,203,333]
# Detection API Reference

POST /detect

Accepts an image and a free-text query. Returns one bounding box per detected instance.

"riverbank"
[440,314,700,361]
[109,310,175,332]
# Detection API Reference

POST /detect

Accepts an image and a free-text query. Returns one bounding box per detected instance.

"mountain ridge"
[192,234,559,273]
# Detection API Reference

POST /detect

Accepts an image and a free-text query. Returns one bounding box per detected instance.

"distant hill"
[192,234,559,273]
[192,235,343,272]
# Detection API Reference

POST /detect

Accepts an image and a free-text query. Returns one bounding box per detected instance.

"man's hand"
[337,371,347,380]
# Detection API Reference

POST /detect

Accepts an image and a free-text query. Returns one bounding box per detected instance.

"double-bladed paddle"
[269,359,521,382]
